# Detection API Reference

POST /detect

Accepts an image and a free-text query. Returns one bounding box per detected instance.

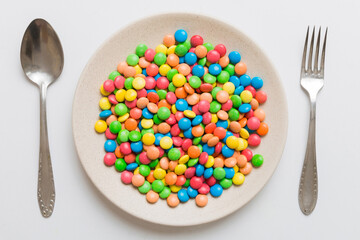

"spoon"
[20,18,64,218]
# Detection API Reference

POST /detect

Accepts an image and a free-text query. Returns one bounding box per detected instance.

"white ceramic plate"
[72,13,288,226]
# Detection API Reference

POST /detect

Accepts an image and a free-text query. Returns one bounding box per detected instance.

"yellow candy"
[115,89,126,102]
[172,74,186,87]
[125,89,137,101]
[226,136,239,149]
[100,84,111,96]
[184,110,196,118]
[162,178,168,186]
[206,60,212,67]
[94,120,107,133]
[240,128,250,139]
[179,155,190,164]
[99,97,111,110]
[211,114,218,123]
[205,156,215,168]
[153,168,166,180]
[141,119,154,129]
[233,165,239,173]
[134,65,142,75]
[155,44,167,54]
[118,113,129,122]
[134,167,140,175]
[235,138,245,151]
[170,185,181,193]
[160,136,173,149]
[174,164,187,175]
[240,90,253,103]
[232,172,245,185]
[142,133,155,145]
[171,104,177,114]
[223,82,235,94]
[212,82,217,88]
[167,45,176,55]
[132,77,145,90]
[159,64,171,76]
[178,132,184,137]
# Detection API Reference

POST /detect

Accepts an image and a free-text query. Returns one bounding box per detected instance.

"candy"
[95,29,269,208]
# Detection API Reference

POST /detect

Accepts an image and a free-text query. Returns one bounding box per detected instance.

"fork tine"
[320,27,328,75]
[314,27,321,73]
[307,27,315,72]
[301,27,309,72]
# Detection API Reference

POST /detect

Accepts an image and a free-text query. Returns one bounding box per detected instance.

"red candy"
[104,153,116,166]
[248,134,261,147]
[206,50,220,63]
[157,76,169,89]
[242,149,253,161]
[190,176,203,189]
[114,76,125,89]
[145,76,156,89]
[144,48,155,62]
[198,183,210,194]
[198,100,210,113]
[121,170,133,184]
[103,79,115,92]
[199,152,209,165]
[190,35,204,47]
[105,128,117,140]
[185,167,196,179]
[214,44,226,57]
[247,117,260,130]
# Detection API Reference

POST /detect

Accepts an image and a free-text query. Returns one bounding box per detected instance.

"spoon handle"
[37,83,55,217]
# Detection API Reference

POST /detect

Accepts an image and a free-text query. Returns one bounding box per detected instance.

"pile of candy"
[94,29,269,208]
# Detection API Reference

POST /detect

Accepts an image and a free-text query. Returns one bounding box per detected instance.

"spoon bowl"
[20,18,64,218]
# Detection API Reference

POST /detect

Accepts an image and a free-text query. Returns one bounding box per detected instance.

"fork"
[298,26,328,215]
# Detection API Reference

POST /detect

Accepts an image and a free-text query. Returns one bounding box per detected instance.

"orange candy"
[106,115,117,125]
[158,99,171,109]
[124,66,136,78]
[175,87,187,99]
[146,190,159,203]
[147,92,160,103]
[214,127,226,139]
[168,160,178,171]
[147,102,159,114]
[167,194,180,207]
[147,146,160,160]
[229,121,241,133]
[186,93,200,105]
[254,108,266,121]
[138,57,150,68]
[159,157,169,170]
[188,146,201,158]
[240,162,253,175]
[200,92,213,103]
[205,122,216,134]
[146,170,155,183]
[163,34,175,47]
[165,172,177,185]
[213,157,224,168]
[132,174,145,187]
[201,133,213,143]
[136,97,149,109]
[195,194,208,207]
[124,118,137,131]
[236,154,247,168]
[234,62,247,75]
[218,56,230,68]
[257,122,269,136]
[117,61,128,74]
[167,53,179,67]
[207,136,219,147]
[224,157,237,168]
[184,83,195,94]
[250,98,259,110]
[177,63,191,76]
[216,90,229,103]
[192,125,204,137]
[158,122,171,134]
[239,118,247,128]
[195,45,207,58]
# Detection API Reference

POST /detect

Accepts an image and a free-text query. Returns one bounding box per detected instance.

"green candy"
[203,73,216,84]
[114,158,126,172]
[198,57,207,66]
[108,71,120,80]
[213,167,226,180]
[228,108,240,121]
[224,64,235,76]
[117,129,129,143]
[135,44,148,57]
[192,136,202,145]
[152,180,165,193]
[189,76,201,88]
[154,52,167,66]
[197,144,203,153]
[124,77,134,89]
[210,101,221,113]
[217,71,230,83]
[126,54,139,66]
[109,121,121,134]
[157,107,171,120]
[138,181,151,194]
[157,89,167,99]
[129,131,141,142]
[220,178,233,189]
[168,148,181,161]
[211,87,222,99]
[175,44,188,57]
[167,69,178,81]
[139,165,151,177]
[149,159,159,169]
[183,40,191,50]
[231,95,242,108]
[153,114,163,124]
[183,179,190,187]
[114,103,127,116]
[188,158,199,167]
[252,154,264,167]
[167,82,176,92]
[141,128,154,136]
[203,42,214,51]
[135,154,141,165]
[159,187,171,199]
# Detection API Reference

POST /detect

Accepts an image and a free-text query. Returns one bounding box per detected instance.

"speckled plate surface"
[72,13,288,226]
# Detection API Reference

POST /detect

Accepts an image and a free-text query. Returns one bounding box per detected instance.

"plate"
[72,13,288,226]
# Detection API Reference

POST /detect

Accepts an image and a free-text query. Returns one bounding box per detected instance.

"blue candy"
[184,52,197,65]
[99,110,112,118]
[251,76,263,89]
[178,118,191,130]
[222,145,234,158]
[240,74,251,87]
[210,184,223,197]
[192,115,203,126]
[138,121,143,131]
[203,144,215,155]
[224,167,235,179]
[175,99,188,111]
[216,120,228,129]
[142,108,153,119]
[208,64,222,76]
[130,141,143,153]
[228,51,241,64]
[177,189,190,202]
[142,68,147,76]
[126,163,138,171]
[183,127,193,139]
[104,140,116,152]
[195,164,205,177]
[187,186,199,198]
[192,65,205,77]
[239,103,252,113]
[229,76,240,88]
[234,86,244,95]
[154,73,161,80]
[223,131,234,143]
[179,56,185,64]
[174,29,187,43]
[154,133,164,146]
[204,168,214,179]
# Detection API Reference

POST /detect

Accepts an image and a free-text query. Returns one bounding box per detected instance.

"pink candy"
[104,153,116,166]
[121,171,133,184]
[248,134,261,147]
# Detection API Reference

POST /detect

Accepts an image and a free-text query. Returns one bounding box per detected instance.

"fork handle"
[298,99,318,215]
[37,83,55,217]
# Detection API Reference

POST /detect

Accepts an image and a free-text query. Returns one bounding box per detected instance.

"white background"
[0,0,359,239]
